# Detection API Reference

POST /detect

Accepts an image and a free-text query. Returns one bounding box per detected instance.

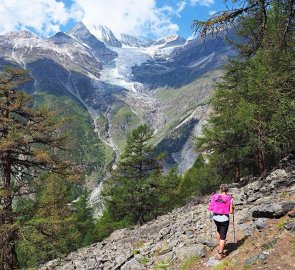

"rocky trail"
[40,156,295,270]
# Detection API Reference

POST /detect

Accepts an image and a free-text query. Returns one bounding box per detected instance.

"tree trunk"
[0,154,19,270]
[257,125,266,177]
[257,148,266,176]
[234,162,241,182]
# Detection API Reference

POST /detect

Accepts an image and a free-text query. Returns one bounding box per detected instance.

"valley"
[0,22,234,203]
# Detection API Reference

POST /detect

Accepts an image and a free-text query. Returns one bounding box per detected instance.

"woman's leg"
[216,231,220,243]
[214,221,222,251]
[218,221,229,255]
[219,239,225,253]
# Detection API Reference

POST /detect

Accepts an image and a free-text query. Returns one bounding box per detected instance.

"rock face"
[39,163,295,270]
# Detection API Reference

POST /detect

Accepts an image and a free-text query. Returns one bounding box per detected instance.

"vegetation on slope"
[34,92,113,180]
[193,0,295,183]
[111,105,141,150]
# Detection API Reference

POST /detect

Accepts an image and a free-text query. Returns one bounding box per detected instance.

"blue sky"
[0,0,238,39]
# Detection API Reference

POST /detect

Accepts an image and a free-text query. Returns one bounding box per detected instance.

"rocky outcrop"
[39,160,295,270]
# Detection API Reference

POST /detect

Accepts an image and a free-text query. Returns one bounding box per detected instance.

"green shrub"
[180,255,200,270]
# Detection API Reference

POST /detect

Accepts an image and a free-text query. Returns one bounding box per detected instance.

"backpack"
[208,193,232,215]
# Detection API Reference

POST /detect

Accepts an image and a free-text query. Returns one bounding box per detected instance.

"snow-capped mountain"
[120,34,154,47]
[153,34,186,48]
[86,24,122,47]
[69,22,118,63]
[0,23,235,176]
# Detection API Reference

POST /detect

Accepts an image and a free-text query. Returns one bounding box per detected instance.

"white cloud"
[177,1,187,14]
[0,0,69,36]
[71,0,180,38]
[0,0,185,38]
[190,0,215,7]
[209,10,217,16]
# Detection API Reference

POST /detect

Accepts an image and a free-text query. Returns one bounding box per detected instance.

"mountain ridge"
[0,23,235,203]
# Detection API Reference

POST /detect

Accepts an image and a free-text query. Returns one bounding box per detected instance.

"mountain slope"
[39,158,295,269]
[0,23,235,190]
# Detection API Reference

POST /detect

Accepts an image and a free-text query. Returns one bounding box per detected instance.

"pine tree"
[16,173,79,267]
[0,67,76,269]
[194,1,295,180]
[102,124,162,225]
[73,192,96,247]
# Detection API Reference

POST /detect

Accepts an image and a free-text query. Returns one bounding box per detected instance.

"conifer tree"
[0,67,76,269]
[194,1,295,180]
[102,124,162,225]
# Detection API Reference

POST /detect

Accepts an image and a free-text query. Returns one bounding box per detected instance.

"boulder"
[266,169,289,181]
[252,202,295,218]
[244,252,268,266]
[254,218,268,230]
[174,244,207,260]
[198,238,216,248]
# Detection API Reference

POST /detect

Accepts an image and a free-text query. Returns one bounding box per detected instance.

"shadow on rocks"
[224,237,247,256]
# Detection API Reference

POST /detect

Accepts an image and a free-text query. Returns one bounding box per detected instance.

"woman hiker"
[208,184,234,259]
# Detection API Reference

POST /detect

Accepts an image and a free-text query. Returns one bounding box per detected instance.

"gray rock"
[284,222,295,232]
[205,256,221,267]
[238,223,255,236]
[266,169,288,181]
[120,258,143,270]
[238,209,253,224]
[199,238,216,248]
[282,202,295,213]
[174,244,207,260]
[246,181,262,193]
[153,251,174,264]
[247,193,262,203]
[244,252,268,266]
[158,227,171,239]
[288,210,295,218]
[255,218,268,230]
[59,262,75,270]
[262,238,277,250]
[252,202,295,219]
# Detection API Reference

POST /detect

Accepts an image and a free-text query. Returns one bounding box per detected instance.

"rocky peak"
[120,34,154,47]
[50,32,73,44]
[153,34,186,48]
[69,21,89,36]
[69,22,104,48]
[3,30,38,42]
[69,22,117,64]
[87,24,122,48]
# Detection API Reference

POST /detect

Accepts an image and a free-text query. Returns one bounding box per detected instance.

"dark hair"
[220,184,229,192]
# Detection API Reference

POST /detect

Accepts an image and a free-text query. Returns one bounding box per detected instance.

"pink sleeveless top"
[208,193,232,215]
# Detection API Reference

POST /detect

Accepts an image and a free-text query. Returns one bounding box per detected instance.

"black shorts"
[214,220,229,240]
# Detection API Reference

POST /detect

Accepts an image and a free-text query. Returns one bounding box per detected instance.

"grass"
[212,259,238,270]
[153,261,170,270]
[243,264,251,270]
[180,255,200,270]
[276,219,287,230]
[112,106,139,126]
[111,105,140,150]
[132,249,140,256]
[140,256,150,266]
[132,239,144,249]
[34,92,110,175]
